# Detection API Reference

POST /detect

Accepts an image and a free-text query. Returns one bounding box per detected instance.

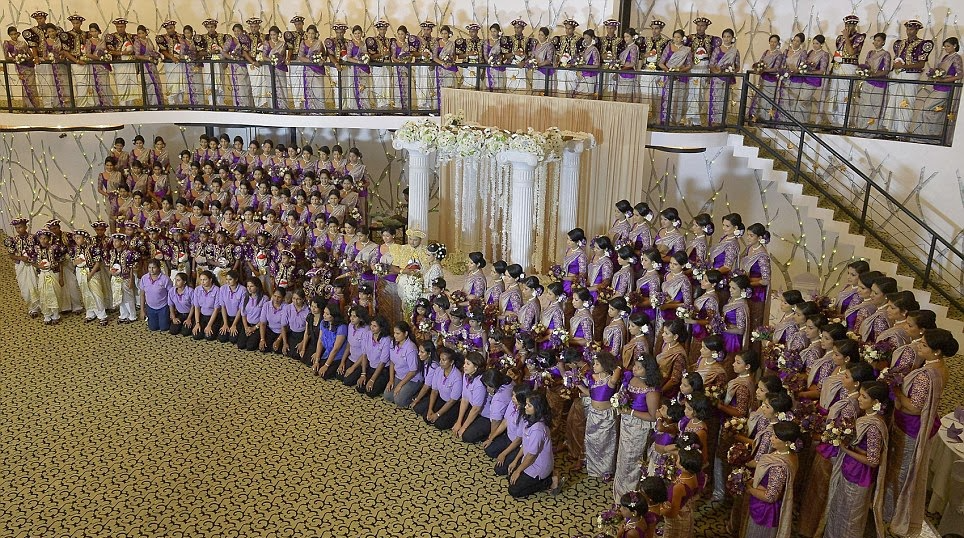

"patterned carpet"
[0,256,958,537]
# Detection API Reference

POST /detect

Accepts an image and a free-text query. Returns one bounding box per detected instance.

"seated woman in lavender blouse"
[383,321,423,407]
[412,345,463,430]
[167,271,194,336]
[357,315,393,398]
[463,369,513,443]
[453,351,489,442]
[339,305,371,386]
[506,390,560,498]
[485,383,532,463]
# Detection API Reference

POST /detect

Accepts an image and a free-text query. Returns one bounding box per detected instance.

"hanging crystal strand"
[500,160,511,262]
[532,162,547,273]
[549,161,562,264]
[453,157,463,246]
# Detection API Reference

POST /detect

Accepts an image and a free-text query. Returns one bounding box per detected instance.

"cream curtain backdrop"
[438,88,648,272]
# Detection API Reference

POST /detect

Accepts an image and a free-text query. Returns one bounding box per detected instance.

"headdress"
[694,17,712,26]
[419,20,436,29]
[245,17,263,25]
[31,11,48,19]
[10,217,29,226]
[332,22,349,31]
[650,19,666,28]
[904,19,923,29]
[110,232,127,240]
[465,23,482,31]
[843,15,860,24]
[603,19,620,27]
[169,226,186,235]
[45,219,61,228]
[562,19,579,28]
[92,221,109,229]
[375,20,391,29]
[510,19,527,28]
[161,21,177,29]
[111,18,128,25]
[67,14,85,23]
[289,16,305,24]
[202,19,218,28]
[406,228,426,239]
[73,230,91,239]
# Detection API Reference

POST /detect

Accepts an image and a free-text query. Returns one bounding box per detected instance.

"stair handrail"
[734,74,963,317]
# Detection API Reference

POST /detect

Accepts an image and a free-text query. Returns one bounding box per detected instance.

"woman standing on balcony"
[132,25,164,107]
[391,26,417,106]
[4,27,42,108]
[43,24,69,107]
[265,26,290,109]
[344,25,373,110]
[749,34,785,122]
[614,29,640,102]
[708,29,740,126]
[84,24,114,107]
[910,37,962,138]
[782,33,809,122]
[297,25,327,110]
[658,30,692,124]
[222,24,253,108]
[802,35,831,123]
[529,27,555,96]
[573,29,601,98]
[482,24,506,92]
[433,25,461,103]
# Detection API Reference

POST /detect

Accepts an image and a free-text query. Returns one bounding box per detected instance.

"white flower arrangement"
[395,120,586,163]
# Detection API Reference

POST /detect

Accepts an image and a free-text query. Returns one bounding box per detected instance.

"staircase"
[724,129,964,336]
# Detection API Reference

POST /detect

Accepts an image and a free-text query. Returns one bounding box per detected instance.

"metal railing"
[1,58,959,145]
[735,78,964,318]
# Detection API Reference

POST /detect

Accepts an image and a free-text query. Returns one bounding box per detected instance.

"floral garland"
[394,118,594,164]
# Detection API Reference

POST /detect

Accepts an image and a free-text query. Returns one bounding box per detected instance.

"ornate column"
[460,156,481,250]
[558,139,588,239]
[392,139,436,235]
[497,150,541,272]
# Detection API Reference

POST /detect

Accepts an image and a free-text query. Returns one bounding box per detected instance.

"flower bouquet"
[675,305,694,320]
[595,504,624,535]
[928,68,946,80]
[855,66,870,78]
[360,54,370,64]
[751,324,774,343]
[15,52,30,65]
[373,262,391,277]
[559,53,573,66]
[501,318,521,336]
[797,62,812,75]
[450,290,468,305]
[705,383,725,405]
[726,441,753,466]
[511,53,526,66]
[752,60,767,71]
[596,286,615,303]
[549,328,571,349]
[311,52,325,64]
[797,400,823,433]
[487,54,501,66]
[762,343,785,371]
[776,349,804,376]
[723,416,748,435]
[650,290,667,308]
[482,303,501,330]
[726,466,752,495]
[530,323,549,341]
[820,415,856,447]
[549,264,565,282]
[861,340,896,365]
[609,387,631,411]
[877,367,905,396]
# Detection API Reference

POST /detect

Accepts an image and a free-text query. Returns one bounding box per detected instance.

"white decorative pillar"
[497,150,541,272]
[461,156,481,249]
[392,139,436,235]
[558,139,587,239]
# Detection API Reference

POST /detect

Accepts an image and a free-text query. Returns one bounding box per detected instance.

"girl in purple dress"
[709,212,744,274]
[462,251,487,301]
[857,276,898,343]
[658,30,693,124]
[635,249,662,322]
[740,223,772,331]
[412,344,462,430]
[910,38,963,137]
[297,25,327,110]
[586,235,614,301]
[569,289,595,349]
[823,381,890,538]
[573,30,601,97]
[344,25,373,110]
[433,25,460,103]
[482,24,506,91]
[539,282,566,334]
[390,26,416,105]
[578,351,623,480]
[133,25,164,106]
[749,35,786,121]
[609,200,634,243]
[629,202,655,252]
[656,319,688,398]
[686,269,723,364]
[800,35,831,123]
[614,29,640,101]
[745,421,801,538]
[3,27,40,108]
[43,24,69,107]
[654,207,686,259]
[845,270,882,331]
[721,275,751,370]
[835,260,870,316]
[84,24,114,107]
[453,351,488,441]
[708,29,741,125]
[603,298,630,356]
[612,246,636,297]
[560,228,588,295]
[487,383,530,465]
[358,315,392,397]
[383,320,422,406]
[659,252,693,327]
[529,27,555,95]
[685,213,712,269]
[223,24,254,107]
[614,354,662,498]
[517,276,543,332]
[662,437,703,538]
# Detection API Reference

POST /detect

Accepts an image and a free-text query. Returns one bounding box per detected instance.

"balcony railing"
[1,59,959,145]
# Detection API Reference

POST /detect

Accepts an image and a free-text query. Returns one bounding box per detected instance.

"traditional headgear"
[35,229,54,238]
[406,228,426,239]
[375,20,391,29]
[10,217,29,226]
[245,17,263,25]
[650,19,666,28]
[332,22,349,31]
[305,268,320,278]
[31,11,48,19]
[92,221,109,229]
[256,229,272,239]
[73,230,91,239]
[110,232,127,240]
[145,225,161,233]
[279,248,295,258]
[197,225,211,235]
[694,17,712,26]
[289,15,305,24]
[562,19,579,28]
[123,220,138,228]
[45,219,61,228]
[510,19,527,28]
[419,20,436,29]
[465,23,482,31]
[603,19,620,27]
[202,19,218,28]
[67,14,85,23]
[904,19,923,29]
[843,15,860,24]
[161,20,177,29]
[111,18,128,25]
[169,226,186,235]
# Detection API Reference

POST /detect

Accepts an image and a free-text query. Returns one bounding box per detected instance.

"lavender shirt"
[436,367,463,402]
[286,303,310,333]
[140,273,172,309]
[482,384,513,421]
[390,339,422,382]
[167,286,194,314]
[261,301,289,333]
[462,374,487,407]
[347,324,371,362]
[192,285,220,316]
[242,295,267,324]
[424,363,441,389]
[217,284,246,317]
[521,421,553,479]
[505,404,525,441]
[366,335,392,367]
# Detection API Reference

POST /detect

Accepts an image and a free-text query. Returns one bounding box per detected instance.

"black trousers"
[494,446,521,476]
[217,318,240,343]
[260,328,281,353]
[460,415,492,443]
[236,327,260,351]
[319,358,340,379]
[423,399,459,431]
[182,314,221,340]
[287,330,306,361]
[484,432,512,459]
[341,359,364,387]
[508,472,551,498]
[296,334,316,366]
[359,365,389,397]
[169,311,189,336]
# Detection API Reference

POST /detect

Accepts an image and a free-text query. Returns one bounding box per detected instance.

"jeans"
[145,304,170,332]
